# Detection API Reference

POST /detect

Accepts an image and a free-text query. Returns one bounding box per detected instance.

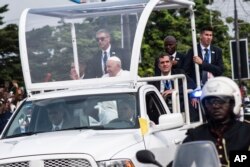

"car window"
[145,91,167,124]
[5,102,33,136]
[4,93,139,138]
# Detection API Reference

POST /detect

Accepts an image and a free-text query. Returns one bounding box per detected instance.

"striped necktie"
[204,48,209,63]
[103,51,108,73]
[202,48,209,85]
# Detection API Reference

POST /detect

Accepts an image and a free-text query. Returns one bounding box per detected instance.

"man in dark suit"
[183,26,224,86]
[152,54,196,97]
[150,54,199,121]
[154,35,185,75]
[46,102,73,131]
[164,35,185,69]
[85,29,130,78]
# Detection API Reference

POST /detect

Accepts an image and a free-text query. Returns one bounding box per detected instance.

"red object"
[44,73,52,82]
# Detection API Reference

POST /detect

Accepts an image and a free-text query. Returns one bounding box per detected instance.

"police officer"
[183,76,250,166]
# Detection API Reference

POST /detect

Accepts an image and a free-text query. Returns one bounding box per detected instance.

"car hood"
[0,130,142,160]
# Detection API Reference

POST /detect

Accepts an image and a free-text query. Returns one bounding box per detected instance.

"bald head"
[164,35,177,55]
[106,56,122,77]
[164,35,176,43]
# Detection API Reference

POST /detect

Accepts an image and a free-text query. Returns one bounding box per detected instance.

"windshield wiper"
[5,131,38,139]
[64,125,116,131]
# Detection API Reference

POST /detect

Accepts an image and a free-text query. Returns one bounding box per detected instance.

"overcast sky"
[208,0,250,23]
[1,0,77,26]
[1,0,250,27]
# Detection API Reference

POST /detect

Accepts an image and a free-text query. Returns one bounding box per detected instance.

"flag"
[138,117,149,135]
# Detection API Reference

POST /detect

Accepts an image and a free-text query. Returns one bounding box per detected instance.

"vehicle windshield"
[3,93,138,138]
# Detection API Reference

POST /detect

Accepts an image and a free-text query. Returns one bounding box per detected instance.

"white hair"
[108,56,121,66]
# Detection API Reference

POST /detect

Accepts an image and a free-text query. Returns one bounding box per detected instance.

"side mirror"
[158,113,183,126]
[136,150,163,167]
[151,113,184,133]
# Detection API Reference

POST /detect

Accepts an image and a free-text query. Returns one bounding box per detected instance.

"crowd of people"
[0,80,26,133]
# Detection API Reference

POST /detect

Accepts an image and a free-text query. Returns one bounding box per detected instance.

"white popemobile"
[0,0,203,167]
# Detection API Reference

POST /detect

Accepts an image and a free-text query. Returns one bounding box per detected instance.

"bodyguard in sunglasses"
[85,29,129,78]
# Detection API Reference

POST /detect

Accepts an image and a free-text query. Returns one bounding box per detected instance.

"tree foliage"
[0,5,22,87]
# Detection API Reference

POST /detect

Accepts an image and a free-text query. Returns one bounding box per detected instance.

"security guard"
[183,76,250,166]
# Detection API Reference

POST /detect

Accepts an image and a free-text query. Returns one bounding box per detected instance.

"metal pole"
[189,6,200,89]
[234,0,245,121]
[234,0,241,88]
[209,0,212,26]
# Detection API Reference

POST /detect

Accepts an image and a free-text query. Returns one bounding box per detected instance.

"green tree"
[0,5,21,88]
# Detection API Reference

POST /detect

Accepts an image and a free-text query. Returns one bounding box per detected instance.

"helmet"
[200,76,241,115]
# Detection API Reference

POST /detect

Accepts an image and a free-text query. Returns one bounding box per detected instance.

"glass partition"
[25,10,140,83]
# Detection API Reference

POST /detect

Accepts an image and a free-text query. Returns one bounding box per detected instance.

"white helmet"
[200,76,242,115]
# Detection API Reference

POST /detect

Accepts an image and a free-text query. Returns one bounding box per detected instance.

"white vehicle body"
[0,0,202,166]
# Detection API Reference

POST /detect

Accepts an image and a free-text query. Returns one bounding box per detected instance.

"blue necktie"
[103,51,107,73]
[165,80,172,90]
[204,48,209,63]
[202,48,209,85]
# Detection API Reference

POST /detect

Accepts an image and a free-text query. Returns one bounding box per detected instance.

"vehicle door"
[139,86,188,166]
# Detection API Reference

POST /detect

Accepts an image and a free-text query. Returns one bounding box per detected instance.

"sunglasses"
[204,97,231,106]
[96,36,107,42]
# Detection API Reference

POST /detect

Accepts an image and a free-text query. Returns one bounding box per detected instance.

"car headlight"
[97,159,135,167]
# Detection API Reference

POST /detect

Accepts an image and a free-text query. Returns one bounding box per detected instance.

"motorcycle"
[136,141,221,167]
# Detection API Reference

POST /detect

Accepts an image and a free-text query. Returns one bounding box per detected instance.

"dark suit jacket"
[85,47,130,78]
[172,52,185,69]
[183,44,224,84]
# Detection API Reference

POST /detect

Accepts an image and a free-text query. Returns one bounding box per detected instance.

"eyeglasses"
[96,36,107,42]
[204,97,231,106]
